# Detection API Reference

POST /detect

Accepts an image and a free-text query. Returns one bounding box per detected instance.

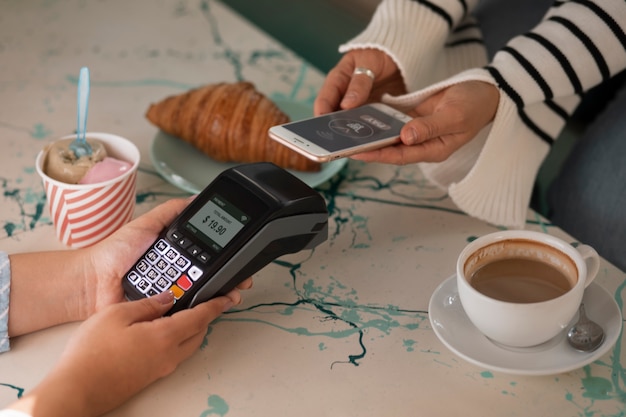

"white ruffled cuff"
[382,68,550,228]
[0,410,33,417]
[0,251,10,354]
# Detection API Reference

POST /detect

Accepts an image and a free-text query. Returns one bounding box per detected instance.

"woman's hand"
[80,197,193,315]
[8,197,253,336]
[81,196,254,318]
[315,52,498,165]
[6,289,242,417]
[314,48,407,116]
[351,81,500,164]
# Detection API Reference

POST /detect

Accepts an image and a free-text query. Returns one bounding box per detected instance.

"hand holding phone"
[268,103,412,162]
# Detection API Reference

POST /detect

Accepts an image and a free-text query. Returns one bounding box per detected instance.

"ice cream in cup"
[35,132,140,248]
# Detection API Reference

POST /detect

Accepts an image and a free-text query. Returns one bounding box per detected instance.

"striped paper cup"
[36,132,140,248]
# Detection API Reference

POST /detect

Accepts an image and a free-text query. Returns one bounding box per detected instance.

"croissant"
[145,81,321,172]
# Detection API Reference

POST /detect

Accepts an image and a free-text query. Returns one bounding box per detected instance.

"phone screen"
[281,106,406,152]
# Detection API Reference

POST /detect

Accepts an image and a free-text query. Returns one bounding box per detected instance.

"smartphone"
[268,103,412,162]
[122,162,328,315]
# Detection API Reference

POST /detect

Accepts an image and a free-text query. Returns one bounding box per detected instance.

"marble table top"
[0,1,624,416]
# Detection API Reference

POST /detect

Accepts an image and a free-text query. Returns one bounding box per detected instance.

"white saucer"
[150,99,347,194]
[428,275,623,376]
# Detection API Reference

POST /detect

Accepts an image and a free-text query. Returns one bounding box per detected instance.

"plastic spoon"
[69,67,93,158]
[567,303,605,352]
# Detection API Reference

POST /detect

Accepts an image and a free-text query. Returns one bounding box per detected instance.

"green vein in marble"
[31,123,52,139]
[1,178,48,236]
[249,49,288,65]
[201,326,214,351]
[3,222,16,236]
[199,394,229,417]
[0,382,24,399]
[213,254,429,368]
[434,359,452,368]
[533,211,550,233]
[0,121,41,135]
[201,0,243,82]
[581,368,614,401]
[562,278,626,415]
[269,63,316,105]
[403,339,416,352]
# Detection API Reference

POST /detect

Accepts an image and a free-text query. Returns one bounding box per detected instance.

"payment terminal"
[123,162,329,315]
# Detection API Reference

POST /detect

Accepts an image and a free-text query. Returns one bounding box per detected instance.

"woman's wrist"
[7,250,91,336]
[6,369,90,417]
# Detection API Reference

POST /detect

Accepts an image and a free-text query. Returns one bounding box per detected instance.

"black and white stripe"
[485,0,626,145]
[409,0,470,28]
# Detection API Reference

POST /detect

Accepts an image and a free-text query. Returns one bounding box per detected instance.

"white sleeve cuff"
[0,410,33,417]
[0,251,11,353]
[382,68,550,228]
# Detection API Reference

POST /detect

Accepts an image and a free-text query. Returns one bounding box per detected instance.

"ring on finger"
[353,67,376,81]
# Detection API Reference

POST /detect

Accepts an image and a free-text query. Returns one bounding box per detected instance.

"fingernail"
[222,300,235,312]
[154,290,175,305]
[404,127,419,144]
[341,91,358,106]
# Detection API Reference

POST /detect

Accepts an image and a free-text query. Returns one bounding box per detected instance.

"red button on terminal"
[177,275,193,291]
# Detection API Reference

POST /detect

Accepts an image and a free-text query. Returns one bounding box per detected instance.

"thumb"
[122,290,175,323]
[400,113,450,146]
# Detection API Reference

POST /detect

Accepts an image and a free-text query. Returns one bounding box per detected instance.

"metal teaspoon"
[567,303,605,352]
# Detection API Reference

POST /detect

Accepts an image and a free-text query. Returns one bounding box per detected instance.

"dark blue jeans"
[548,80,626,272]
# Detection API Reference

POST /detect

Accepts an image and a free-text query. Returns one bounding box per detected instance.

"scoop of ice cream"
[43,138,108,184]
[79,157,132,184]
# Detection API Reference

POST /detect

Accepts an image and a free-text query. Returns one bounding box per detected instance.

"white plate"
[149,99,347,193]
[428,275,623,376]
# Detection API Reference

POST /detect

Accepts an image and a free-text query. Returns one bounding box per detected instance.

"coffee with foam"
[465,239,578,303]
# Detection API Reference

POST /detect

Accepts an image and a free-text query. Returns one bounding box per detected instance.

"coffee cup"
[456,230,600,348]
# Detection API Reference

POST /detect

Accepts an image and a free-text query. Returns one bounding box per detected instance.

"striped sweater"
[340,0,626,227]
